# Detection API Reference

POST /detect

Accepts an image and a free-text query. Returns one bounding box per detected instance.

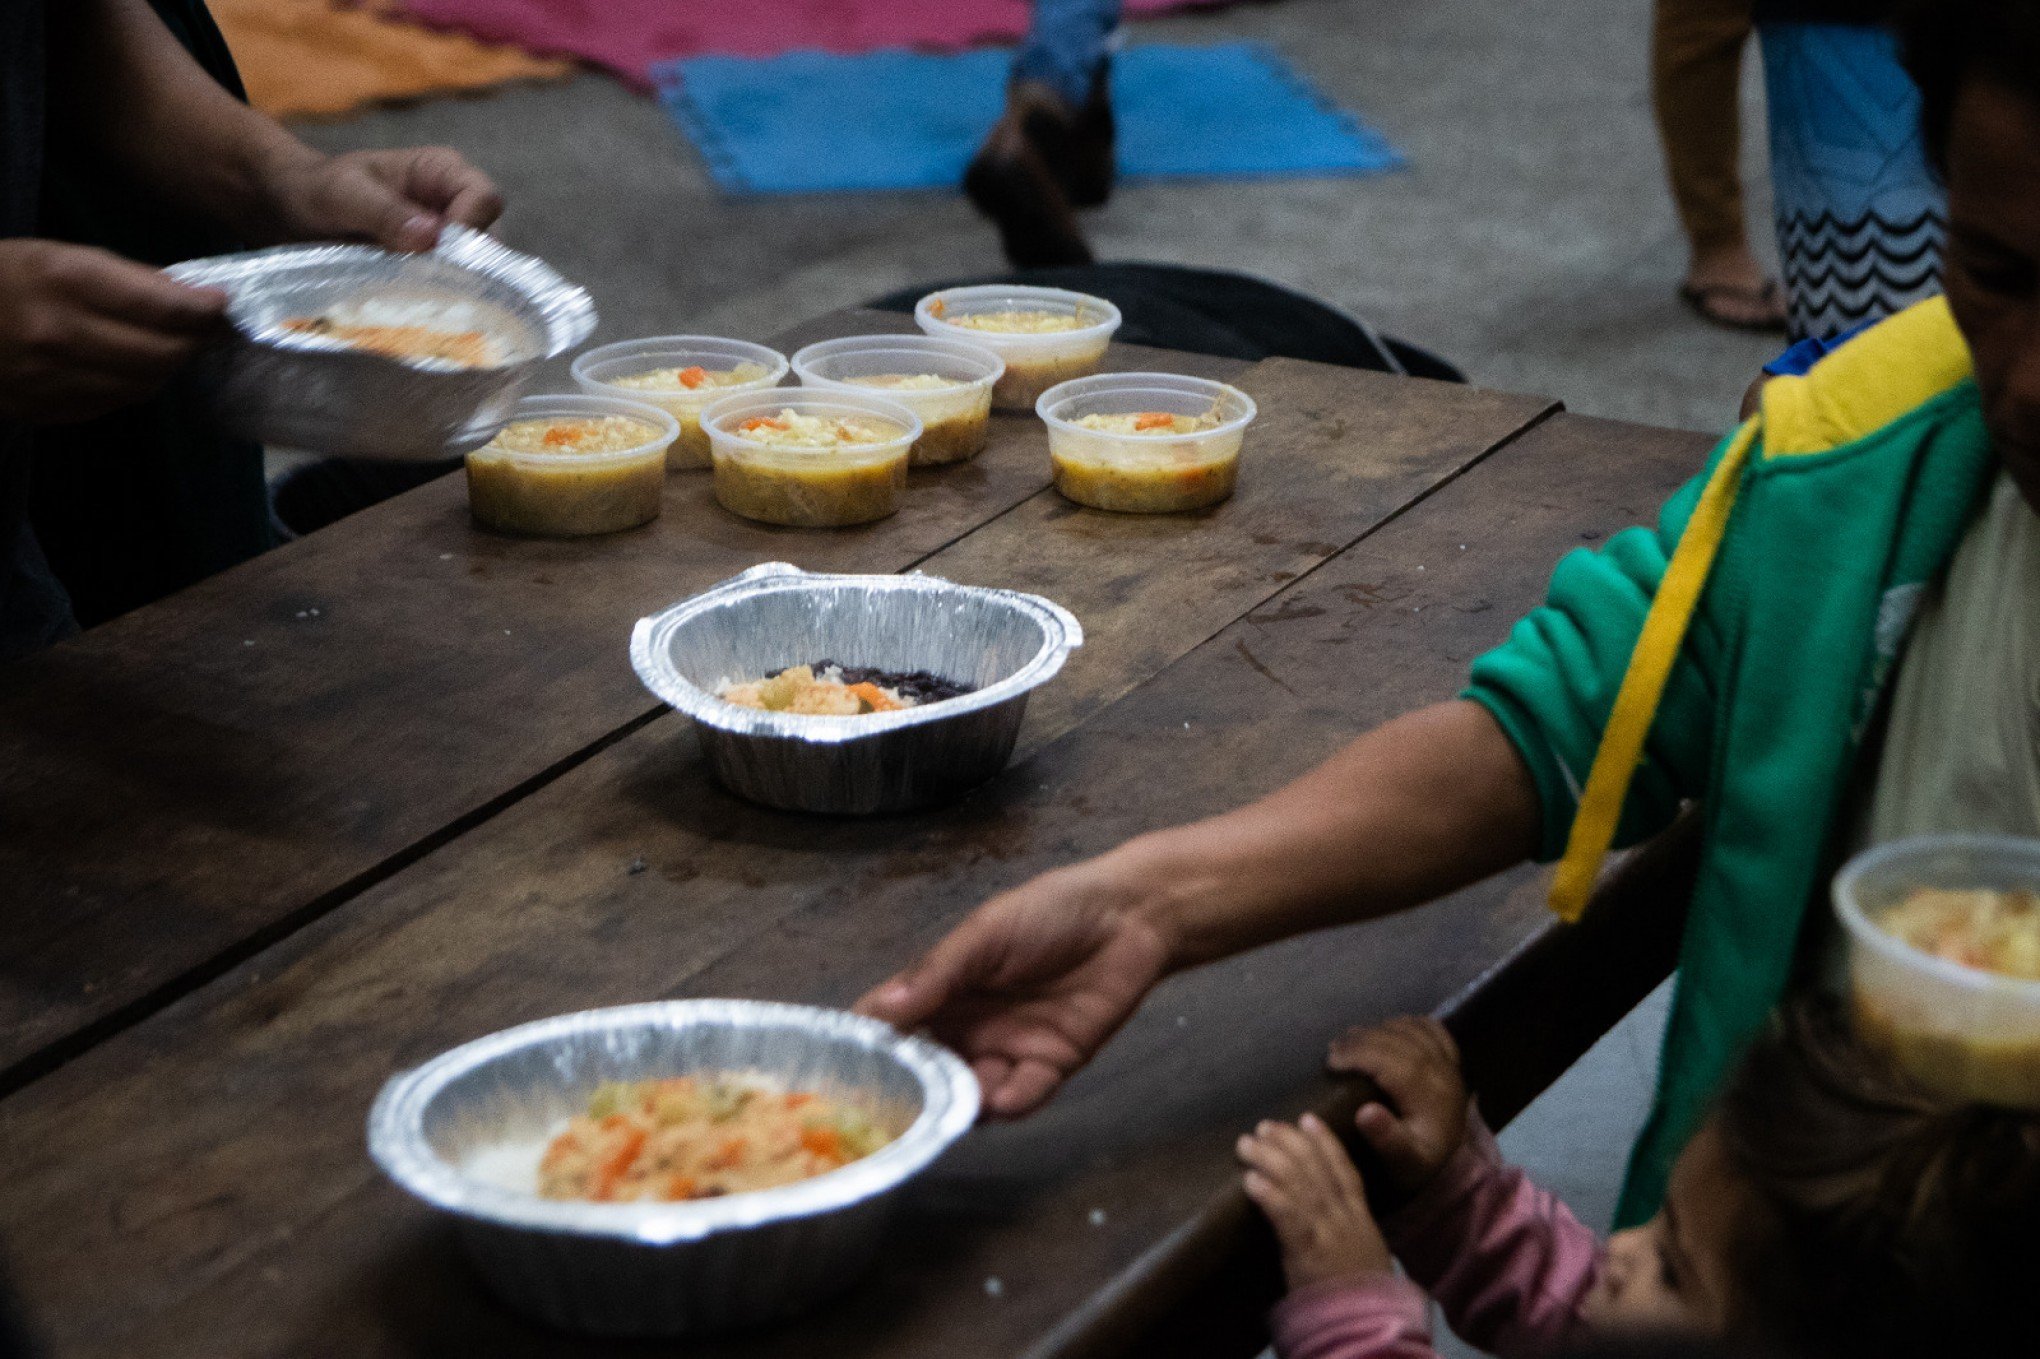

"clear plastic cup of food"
[1035,372,1257,514]
[571,337,789,470]
[791,335,1004,466]
[1833,834,2040,1106]
[914,285,1120,410]
[465,394,678,538]
[702,390,921,528]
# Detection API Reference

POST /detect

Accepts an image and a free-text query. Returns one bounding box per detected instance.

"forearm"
[46,0,316,237]
[1119,699,1540,970]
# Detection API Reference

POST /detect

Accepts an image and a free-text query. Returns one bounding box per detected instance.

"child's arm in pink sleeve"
[1272,1275,1441,1359]
[1381,1111,1602,1356]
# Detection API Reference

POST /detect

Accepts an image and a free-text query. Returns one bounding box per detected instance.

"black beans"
[793,660,975,705]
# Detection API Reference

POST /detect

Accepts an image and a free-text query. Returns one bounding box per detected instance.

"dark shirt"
[29,0,272,631]
[0,0,76,664]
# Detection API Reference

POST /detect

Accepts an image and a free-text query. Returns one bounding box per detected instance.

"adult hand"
[855,861,1175,1117]
[0,239,225,424]
[1326,1016,1470,1199]
[261,146,504,253]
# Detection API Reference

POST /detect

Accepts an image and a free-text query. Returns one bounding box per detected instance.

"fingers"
[1237,1115,1361,1205]
[308,159,443,252]
[399,147,504,230]
[46,248,225,334]
[853,914,994,1031]
[1353,1100,1430,1180]
[1327,1016,1459,1110]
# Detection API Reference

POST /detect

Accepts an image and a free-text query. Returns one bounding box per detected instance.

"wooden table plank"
[0,412,1708,1357]
[0,320,1276,1088]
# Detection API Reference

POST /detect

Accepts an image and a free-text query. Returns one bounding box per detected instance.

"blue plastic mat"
[657,43,1402,196]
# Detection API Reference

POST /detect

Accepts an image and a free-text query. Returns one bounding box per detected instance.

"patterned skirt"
[1761,23,1946,341]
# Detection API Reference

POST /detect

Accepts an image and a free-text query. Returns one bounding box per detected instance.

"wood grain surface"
[0,319,1277,1088]
[0,411,1710,1358]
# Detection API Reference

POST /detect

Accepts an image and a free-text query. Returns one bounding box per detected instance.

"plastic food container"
[791,335,1003,466]
[914,285,1120,409]
[369,999,978,1337]
[1834,834,2040,1106]
[464,394,677,538]
[166,226,596,460]
[572,336,789,470]
[702,391,919,528]
[632,563,1083,813]
[1036,372,1257,514]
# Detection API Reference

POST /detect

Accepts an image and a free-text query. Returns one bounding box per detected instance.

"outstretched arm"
[859,698,1539,1116]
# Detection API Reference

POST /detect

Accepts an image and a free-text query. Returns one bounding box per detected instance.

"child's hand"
[1327,1017,1469,1199]
[1237,1113,1393,1290]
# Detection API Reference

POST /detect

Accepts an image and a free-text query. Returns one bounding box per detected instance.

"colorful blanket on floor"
[395,0,1237,90]
[660,43,1403,195]
[211,0,569,119]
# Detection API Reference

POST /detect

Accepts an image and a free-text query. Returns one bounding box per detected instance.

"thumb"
[854,916,1000,1029]
[1354,1102,1431,1184]
[314,162,443,253]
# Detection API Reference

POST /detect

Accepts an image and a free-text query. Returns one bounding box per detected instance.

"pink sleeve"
[1272,1275,1440,1359]
[1380,1110,1602,1357]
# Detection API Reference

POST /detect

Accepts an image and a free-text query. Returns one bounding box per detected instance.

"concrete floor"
[293,0,1735,1345]
[295,0,1781,431]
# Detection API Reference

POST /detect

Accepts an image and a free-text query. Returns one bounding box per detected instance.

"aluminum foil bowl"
[166,226,597,460]
[630,563,1084,814]
[369,1000,979,1337]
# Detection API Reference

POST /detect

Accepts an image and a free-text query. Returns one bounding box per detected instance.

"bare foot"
[1237,1113,1393,1290]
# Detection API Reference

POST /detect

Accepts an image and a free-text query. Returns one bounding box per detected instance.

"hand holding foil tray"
[167,226,597,461]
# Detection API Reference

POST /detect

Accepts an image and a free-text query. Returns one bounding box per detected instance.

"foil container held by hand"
[368,1000,979,1337]
[166,226,596,460]
[630,563,1084,814]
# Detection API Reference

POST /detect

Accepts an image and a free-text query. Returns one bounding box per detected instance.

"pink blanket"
[395,0,1231,90]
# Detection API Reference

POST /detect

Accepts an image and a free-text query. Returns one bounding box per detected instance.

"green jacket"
[1463,297,1998,1223]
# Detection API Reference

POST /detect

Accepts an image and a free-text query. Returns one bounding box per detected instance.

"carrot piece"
[846,682,900,712]
[678,365,708,389]
[662,1175,701,1201]
[542,425,582,446]
[800,1126,844,1160]
[706,1135,748,1171]
[1133,412,1175,431]
[739,417,786,433]
[589,1125,647,1200]
[929,297,947,319]
[784,1092,817,1109]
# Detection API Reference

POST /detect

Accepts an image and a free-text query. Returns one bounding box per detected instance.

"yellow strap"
[1547,419,1760,921]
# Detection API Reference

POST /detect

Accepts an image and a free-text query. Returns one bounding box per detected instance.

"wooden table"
[0,310,1713,1359]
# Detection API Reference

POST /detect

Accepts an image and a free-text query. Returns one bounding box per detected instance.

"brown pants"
[1652,0,1754,258]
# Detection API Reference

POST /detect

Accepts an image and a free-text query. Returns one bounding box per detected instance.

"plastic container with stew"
[703,390,920,528]
[1036,372,1256,514]
[1833,833,2040,1106]
[465,394,677,537]
[914,286,1119,410]
[792,335,1003,466]
[572,336,788,470]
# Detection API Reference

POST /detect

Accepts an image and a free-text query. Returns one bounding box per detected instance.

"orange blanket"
[209,0,572,120]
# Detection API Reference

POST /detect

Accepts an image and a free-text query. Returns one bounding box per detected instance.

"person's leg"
[1011,0,1121,110]
[1761,23,1946,341]
[1652,0,1785,329]
[966,0,1123,268]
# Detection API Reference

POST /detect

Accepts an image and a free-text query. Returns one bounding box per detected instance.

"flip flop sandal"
[1679,279,1788,334]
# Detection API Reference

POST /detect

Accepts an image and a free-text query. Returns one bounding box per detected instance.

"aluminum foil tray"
[167,226,596,460]
[369,999,979,1337]
[631,563,1084,814]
